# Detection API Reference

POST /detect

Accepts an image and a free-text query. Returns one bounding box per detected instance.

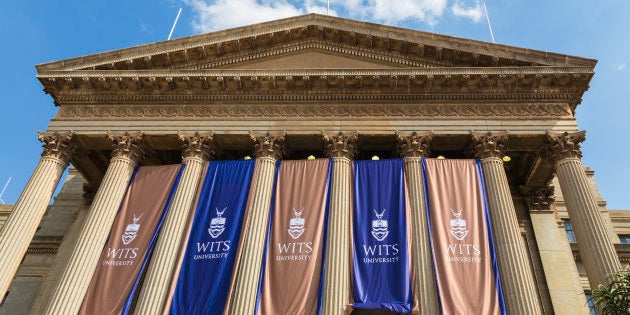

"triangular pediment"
[36,14,595,73]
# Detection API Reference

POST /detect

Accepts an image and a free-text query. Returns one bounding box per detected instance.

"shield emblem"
[371,209,389,241]
[288,208,305,239]
[208,208,227,239]
[288,225,305,239]
[450,227,468,241]
[121,213,142,245]
[122,231,137,245]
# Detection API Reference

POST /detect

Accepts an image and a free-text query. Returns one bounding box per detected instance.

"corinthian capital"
[545,131,585,162]
[524,186,555,211]
[250,131,286,160]
[322,131,358,159]
[37,131,74,164]
[471,131,509,159]
[178,131,215,161]
[107,131,144,163]
[395,131,432,158]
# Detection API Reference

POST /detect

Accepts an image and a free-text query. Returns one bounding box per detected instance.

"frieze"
[56,103,572,120]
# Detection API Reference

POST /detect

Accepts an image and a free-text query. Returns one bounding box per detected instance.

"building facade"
[0,14,628,314]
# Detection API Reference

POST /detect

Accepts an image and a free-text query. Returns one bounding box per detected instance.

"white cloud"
[617,63,626,71]
[451,1,483,23]
[185,0,305,33]
[185,0,450,33]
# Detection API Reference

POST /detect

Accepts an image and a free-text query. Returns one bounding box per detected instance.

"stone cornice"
[39,67,593,109]
[37,66,594,79]
[55,103,573,121]
[36,14,596,72]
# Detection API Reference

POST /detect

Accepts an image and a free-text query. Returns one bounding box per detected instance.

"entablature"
[38,67,593,110]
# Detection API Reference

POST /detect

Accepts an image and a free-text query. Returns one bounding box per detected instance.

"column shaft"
[481,157,541,314]
[555,158,621,288]
[321,157,352,315]
[0,156,68,296]
[133,156,205,314]
[226,157,277,315]
[45,155,138,314]
[530,210,590,314]
[404,157,440,314]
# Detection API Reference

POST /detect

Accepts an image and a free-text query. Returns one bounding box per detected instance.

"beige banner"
[80,164,182,315]
[260,159,330,315]
[423,159,501,314]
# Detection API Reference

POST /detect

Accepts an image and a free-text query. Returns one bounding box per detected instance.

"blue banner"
[170,159,255,315]
[352,158,412,313]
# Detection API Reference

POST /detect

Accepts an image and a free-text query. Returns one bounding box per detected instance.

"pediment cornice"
[35,14,596,73]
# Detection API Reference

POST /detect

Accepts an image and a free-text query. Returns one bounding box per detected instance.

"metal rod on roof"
[168,8,183,41]
[0,177,12,204]
[482,1,496,43]
[327,0,330,15]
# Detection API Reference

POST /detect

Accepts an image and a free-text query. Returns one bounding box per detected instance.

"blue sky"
[0,0,628,208]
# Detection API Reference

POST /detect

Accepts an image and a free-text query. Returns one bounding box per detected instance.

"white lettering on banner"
[444,207,482,263]
[190,206,234,261]
[361,209,400,264]
[102,247,139,266]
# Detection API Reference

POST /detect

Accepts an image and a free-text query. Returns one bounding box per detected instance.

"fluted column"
[320,131,357,315]
[546,131,621,289]
[396,131,440,315]
[0,131,73,297]
[45,132,144,315]
[226,132,285,315]
[471,131,541,314]
[134,132,214,315]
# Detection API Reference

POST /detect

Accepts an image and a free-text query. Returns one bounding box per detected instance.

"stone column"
[134,132,214,315]
[320,131,357,315]
[525,186,590,314]
[471,131,541,314]
[0,131,73,297]
[226,132,284,315]
[396,131,440,315]
[546,131,621,289]
[44,132,144,315]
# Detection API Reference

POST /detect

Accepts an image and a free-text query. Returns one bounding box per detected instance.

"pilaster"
[0,131,73,297]
[226,132,284,315]
[134,132,214,314]
[320,131,357,315]
[525,186,590,315]
[471,131,541,314]
[545,131,621,289]
[44,131,144,315]
[396,131,439,314]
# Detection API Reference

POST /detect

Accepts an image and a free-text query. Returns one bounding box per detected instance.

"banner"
[259,159,331,315]
[422,158,505,314]
[170,160,255,314]
[352,158,412,313]
[80,164,183,315]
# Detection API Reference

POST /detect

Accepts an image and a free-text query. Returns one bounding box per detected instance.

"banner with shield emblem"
[352,158,412,313]
[422,158,505,314]
[258,158,331,315]
[170,159,255,314]
[79,164,183,315]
